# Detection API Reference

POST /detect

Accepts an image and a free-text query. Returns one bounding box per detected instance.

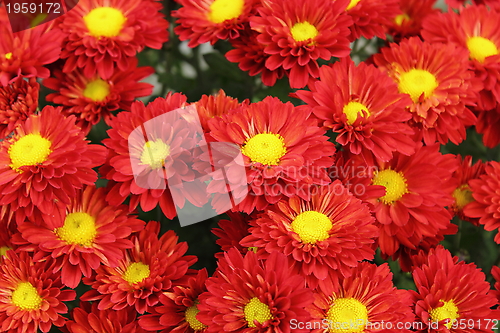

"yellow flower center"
[327,298,368,333]
[291,211,333,244]
[429,300,459,329]
[0,246,11,256]
[372,169,408,204]
[394,13,410,26]
[466,36,499,63]
[5,52,12,60]
[241,133,287,166]
[291,22,319,42]
[8,134,52,173]
[398,69,438,103]
[11,282,43,311]
[207,0,244,24]
[347,0,361,10]
[122,262,150,285]
[55,212,97,247]
[453,184,474,210]
[247,246,258,253]
[83,79,110,102]
[185,302,207,331]
[343,101,370,125]
[83,7,126,38]
[244,297,272,328]
[140,139,171,169]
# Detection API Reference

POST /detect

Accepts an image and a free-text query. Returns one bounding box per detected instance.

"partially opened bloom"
[0,10,62,86]
[60,0,168,79]
[464,160,500,243]
[13,185,145,288]
[139,269,209,333]
[43,58,154,134]
[387,0,439,41]
[421,5,500,112]
[344,0,401,41]
[374,37,479,145]
[173,0,259,47]
[249,0,352,88]
[362,144,457,257]
[207,96,335,213]
[0,105,107,225]
[65,301,148,333]
[295,58,415,162]
[81,221,197,314]
[0,251,76,333]
[308,261,414,333]
[197,249,314,333]
[410,246,497,332]
[240,180,378,287]
[0,77,39,138]
[492,266,500,304]
[212,211,253,259]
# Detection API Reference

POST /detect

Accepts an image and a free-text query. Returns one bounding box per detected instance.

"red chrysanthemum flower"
[450,155,486,225]
[197,249,314,333]
[212,211,253,259]
[446,0,500,11]
[139,269,209,333]
[13,185,145,288]
[60,0,168,79]
[43,57,154,134]
[0,105,107,225]
[475,105,500,148]
[225,29,286,87]
[307,261,414,333]
[410,246,497,332]
[344,0,401,41]
[172,0,259,48]
[374,37,479,145]
[464,160,500,243]
[421,5,500,112]
[0,217,17,260]
[492,265,500,304]
[207,96,335,214]
[357,143,457,257]
[0,77,39,138]
[0,9,62,86]
[387,0,439,42]
[101,93,209,219]
[193,89,246,133]
[240,180,378,287]
[65,301,148,333]
[249,0,352,88]
[295,58,416,162]
[81,221,197,314]
[0,251,75,333]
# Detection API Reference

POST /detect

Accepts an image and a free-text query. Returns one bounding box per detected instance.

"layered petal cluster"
[387,0,439,41]
[65,301,148,333]
[240,180,378,287]
[492,265,500,304]
[207,96,335,213]
[249,0,352,88]
[464,160,500,243]
[43,58,154,134]
[13,185,145,288]
[197,250,314,333]
[0,77,39,138]
[0,9,62,86]
[344,0,401,41]
[410,246,497,332]
[358,144,458,257]
[60,0,168,79]
[295,58,415,162]
[81,221,197,314]
[374,37,480,145]
[101,93,206,219]
[139,269,209,333]
[173,0,260,47]
[212,211,253,259]
[0,251,76,333]
[308,261,414,333]
[0,106,107,225]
